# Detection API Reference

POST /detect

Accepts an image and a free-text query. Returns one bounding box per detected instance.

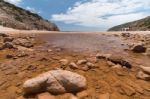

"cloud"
[51,0,150,30]
[26,7,41,14]
[4,0,22,5]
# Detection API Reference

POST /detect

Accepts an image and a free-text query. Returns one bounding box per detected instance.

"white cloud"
[51,0,150,30]
[4,0,22,5]
[26,7,41,14]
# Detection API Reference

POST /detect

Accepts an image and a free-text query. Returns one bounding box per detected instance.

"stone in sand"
[77,59,87,65]
[69,62,78,69]
[0,33,9,37]
[108,55,132,69]
[132,44,146,53]
[136,71,150,81]
[3,42,14,49]
[3,37,14,42]
[140,65,150,74]
[59,59,69,66]
[23,70,87,94]
[96,53,112,59]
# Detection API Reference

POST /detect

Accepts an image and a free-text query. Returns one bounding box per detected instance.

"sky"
[4,0,150,31]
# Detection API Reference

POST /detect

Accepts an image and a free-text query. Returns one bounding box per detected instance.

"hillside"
[0,0,59,31]
[108,16,150,31]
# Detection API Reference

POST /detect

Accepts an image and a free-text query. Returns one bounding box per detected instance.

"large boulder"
[23,70,87,94]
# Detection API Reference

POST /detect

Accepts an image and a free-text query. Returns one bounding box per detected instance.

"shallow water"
[37,32,150,67]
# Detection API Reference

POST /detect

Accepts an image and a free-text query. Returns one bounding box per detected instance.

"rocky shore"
[0,32,150,99]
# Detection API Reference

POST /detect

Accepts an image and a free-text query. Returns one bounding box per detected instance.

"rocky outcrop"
[0,0,59,31]
[0,33,35,50]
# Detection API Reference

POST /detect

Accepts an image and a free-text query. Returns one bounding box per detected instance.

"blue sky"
[4,0,150,31]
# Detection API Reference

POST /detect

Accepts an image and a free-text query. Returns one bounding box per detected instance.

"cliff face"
[108,16,150,31]
[0,0,59,31]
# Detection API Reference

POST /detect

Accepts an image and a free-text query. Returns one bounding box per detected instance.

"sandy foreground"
[0,27,150,99]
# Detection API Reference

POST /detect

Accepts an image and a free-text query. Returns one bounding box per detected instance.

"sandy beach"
[0,27,150,99]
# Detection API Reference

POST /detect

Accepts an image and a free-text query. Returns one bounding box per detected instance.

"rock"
[26,65,37,71]
[107,61,115,67]
[136,71,150,81]
[119,84,136,96]
[98,93,110,99]
[132,44,146,53]
[0,33,9,37]
[13,38,33,48]
[0,42,4,50]
[121,33,130,38]
[96,53,112,59]
[16,51,28,57]
[6,54,14,59]
[37,92,56,99]
[146,48,150,55]
[108,55,131,69]
[60,59,69,66]
[3,37,14,42]
[77,60,87,65]
[69,62,78,69]
[81,66,89,71]
[140,65,150,74]
[3,42,14,49]
[50,70,87,93]
[47,49,52,52]
[86,62,95,69]
[86,57,98,63]
[23,70,87,94]
[23,72,57,94]
[16,46,34,51]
